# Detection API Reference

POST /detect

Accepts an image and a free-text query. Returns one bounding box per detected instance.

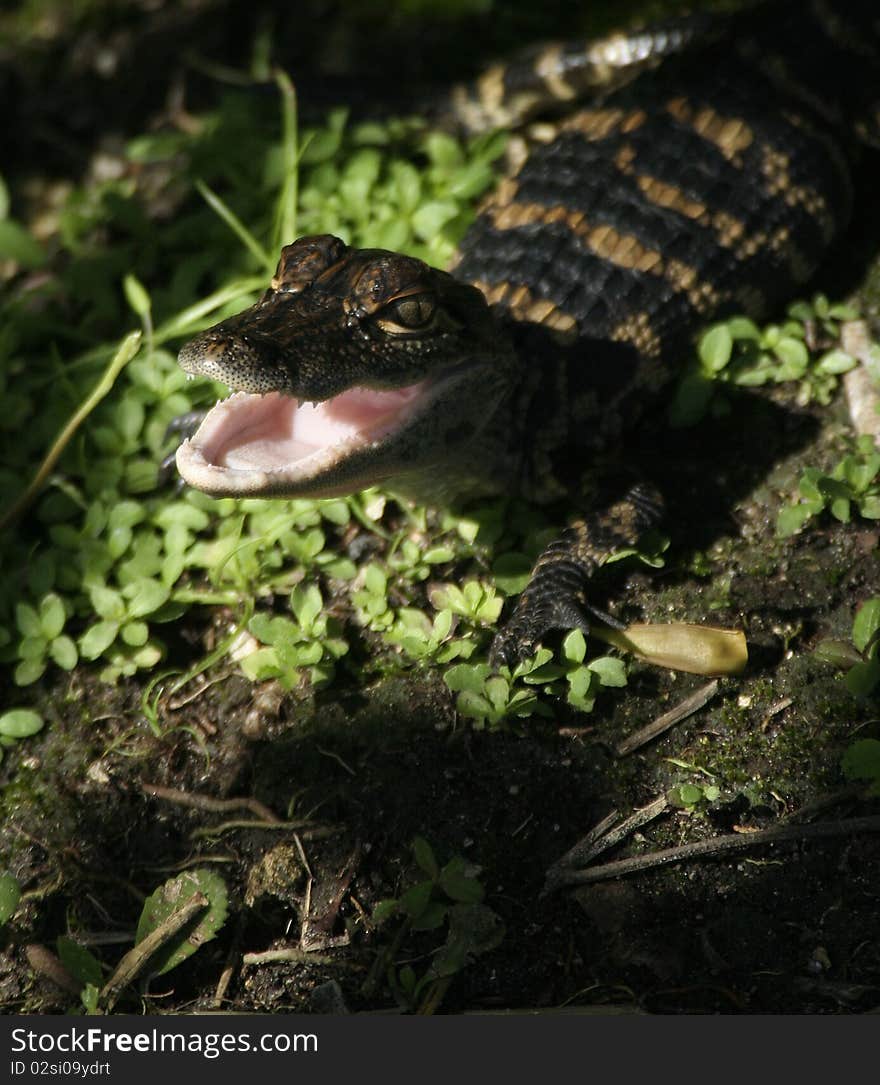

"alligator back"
[451,2,879,479]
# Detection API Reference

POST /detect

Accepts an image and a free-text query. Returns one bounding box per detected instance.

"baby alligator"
[175,1,880,665]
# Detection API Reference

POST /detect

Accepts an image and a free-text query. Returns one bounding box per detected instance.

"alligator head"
[175,234,515,498]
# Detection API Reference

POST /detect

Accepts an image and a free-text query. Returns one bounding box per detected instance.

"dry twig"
[141,782,281,823]
[616,680,718,757]
[548,815,880,889]
[100,892,208,1011]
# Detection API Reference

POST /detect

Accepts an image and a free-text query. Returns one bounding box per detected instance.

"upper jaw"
[177,326,297,397]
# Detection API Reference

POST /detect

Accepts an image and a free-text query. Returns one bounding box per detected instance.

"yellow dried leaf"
[595,622,748,675]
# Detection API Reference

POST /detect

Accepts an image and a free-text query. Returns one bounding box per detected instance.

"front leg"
[490,482,663,668]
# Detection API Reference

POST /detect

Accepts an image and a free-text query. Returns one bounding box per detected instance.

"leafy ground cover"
[1,0,879,1015]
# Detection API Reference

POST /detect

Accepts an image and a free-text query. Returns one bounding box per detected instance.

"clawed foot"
[489,592,624,670]
[488,481,663,670]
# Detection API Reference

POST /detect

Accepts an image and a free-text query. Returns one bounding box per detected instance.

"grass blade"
[195,179,272,271]
[272,67,299,252]
[0,330,142,531]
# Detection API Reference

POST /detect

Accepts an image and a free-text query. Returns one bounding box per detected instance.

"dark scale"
[176,1,880,667]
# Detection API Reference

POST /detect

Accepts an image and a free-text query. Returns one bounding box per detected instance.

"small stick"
[616,680,719,757]
[141,782,281,824]
[549,814,880,889]
[212,920,243,1010]
[189,818,325,840]
[760,696,793,731]
[546,797,668,891]
[212,956,237,1010]
[242,947,333,966]
[316,745,357,776]
[25,945,81,996]
[100,892,207,1011]
[292,832,314,880]
[784,783,867,822]
[576,795,668,865]
[300,876,313,949]
[551,809,620,873]
[74,931,136,946]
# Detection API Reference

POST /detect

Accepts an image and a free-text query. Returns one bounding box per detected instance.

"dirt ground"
[2,0,879,1015]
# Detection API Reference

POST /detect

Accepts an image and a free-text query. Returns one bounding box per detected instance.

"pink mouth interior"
[199,383,428,470]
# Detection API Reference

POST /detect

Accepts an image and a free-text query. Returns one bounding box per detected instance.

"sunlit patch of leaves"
[777,435,880,538]
[671,295,861,426]
[0,75,506,709]
[0,708,45,765]
[444,629,628,728]
[241,583,349,689]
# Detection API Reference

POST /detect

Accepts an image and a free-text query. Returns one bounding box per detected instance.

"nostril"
[177,339,205,375]
[178,334,232,375]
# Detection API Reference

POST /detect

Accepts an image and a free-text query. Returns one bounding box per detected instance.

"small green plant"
[444,660,549,725]
[667,781,721,809]
[12,593,77,685]
[840,738,880,796]
[388,537,457,582]
[0,871,21,928]
[516,630,627,712]
[48,868,229,1013]
[353,563,396,632]
[380,577,513,669]
[242,583,349,689]
[777,436,880,537]
[0,708,44,764]
[814,597,880,696]
[385,607,477,664]
[429,580,504,625]
[369,837,504,1013]
[671,295,860,426]
[444,629,628,727]
[665,757,721,810]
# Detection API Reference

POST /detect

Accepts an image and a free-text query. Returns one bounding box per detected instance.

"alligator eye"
[375,294,437,333]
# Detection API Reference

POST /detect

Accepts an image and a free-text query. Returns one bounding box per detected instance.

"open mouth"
[175,380,432,497]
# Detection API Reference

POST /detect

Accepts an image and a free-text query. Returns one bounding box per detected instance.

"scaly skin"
[176,2,880,664]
